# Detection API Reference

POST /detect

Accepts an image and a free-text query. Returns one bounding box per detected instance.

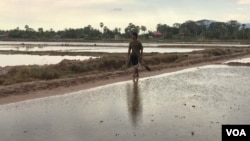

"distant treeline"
[0,20,250,41]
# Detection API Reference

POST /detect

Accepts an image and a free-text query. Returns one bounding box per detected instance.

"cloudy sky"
[1,0,250,32]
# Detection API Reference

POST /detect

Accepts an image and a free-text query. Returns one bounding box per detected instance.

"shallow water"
[0,45,202,53]
[0,42,203,67]
[0,65,250,141]
[225,57,250,63]
[1,41,249,53]
[1,41,250,47]
[0,54,95,67]
[69,46,202,53]
[0,43,203,67]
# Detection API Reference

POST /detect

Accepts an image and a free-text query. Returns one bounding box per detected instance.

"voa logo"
[226,129,246,136]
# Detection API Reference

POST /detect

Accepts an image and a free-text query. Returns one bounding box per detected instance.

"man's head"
[132,32,138,40]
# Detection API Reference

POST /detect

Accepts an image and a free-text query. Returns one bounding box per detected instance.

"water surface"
[0,65,249,141]
[225,57,250,63]
[0,45,202,53]
[1,41,249,47]
[0,54,95,67]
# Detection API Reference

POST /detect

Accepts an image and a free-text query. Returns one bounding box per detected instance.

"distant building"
[152,31,163,38]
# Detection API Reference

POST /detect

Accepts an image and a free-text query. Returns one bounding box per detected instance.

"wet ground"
[0,65,250,141]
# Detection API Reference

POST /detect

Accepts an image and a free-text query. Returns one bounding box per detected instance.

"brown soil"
[0,52,250,105]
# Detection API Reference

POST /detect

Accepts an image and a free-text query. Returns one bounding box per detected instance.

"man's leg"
[133,65,139,77]
[135,67,139,77]
[133,66,137,77]
[131,55,139,79]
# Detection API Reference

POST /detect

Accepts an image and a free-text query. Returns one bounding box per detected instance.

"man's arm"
[128,46,131,58]
[140,44,143,59]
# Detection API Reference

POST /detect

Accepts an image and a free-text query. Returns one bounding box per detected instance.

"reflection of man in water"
[126,81,142,127]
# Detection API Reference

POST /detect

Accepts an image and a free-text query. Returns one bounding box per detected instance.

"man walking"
[128,32,143,79]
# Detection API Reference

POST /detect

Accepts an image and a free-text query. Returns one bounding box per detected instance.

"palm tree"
[100,22,104,33]
[141,26,147,34]
[141,25,147,39]
[173,23,181,28]
[242,24,246,39]
[38,27,44,33]
[24,25,29,31]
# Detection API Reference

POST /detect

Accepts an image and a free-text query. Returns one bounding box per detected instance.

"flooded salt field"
[0,41,203,67]
[1,41,250,48]
[0,65,250,141]
[3,41,250,67]
[0,45,202,53]
[0,54,95,67]
[1,41,249,53]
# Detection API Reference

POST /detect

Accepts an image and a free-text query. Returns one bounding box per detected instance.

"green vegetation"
[148,54,182,65]
[0,20,250,41]
[1,48,250,86]
[0,55,127,85]
[227,62,250,66]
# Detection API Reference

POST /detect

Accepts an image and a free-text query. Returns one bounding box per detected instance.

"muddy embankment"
[1,47,250,98]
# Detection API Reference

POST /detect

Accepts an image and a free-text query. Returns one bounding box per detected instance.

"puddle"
[224,57,250,63]
[0,65,250,141]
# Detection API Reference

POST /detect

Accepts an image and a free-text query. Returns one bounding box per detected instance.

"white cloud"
[237,0,250,4]
[1,0,250,31]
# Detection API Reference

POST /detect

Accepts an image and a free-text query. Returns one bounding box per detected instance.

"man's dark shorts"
[130,55,139,66]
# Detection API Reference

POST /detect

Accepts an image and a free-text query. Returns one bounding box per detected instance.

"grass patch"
[2,66,60,85]
[0,55,127,85]
[145,53,187,65]
[227,62,250,66]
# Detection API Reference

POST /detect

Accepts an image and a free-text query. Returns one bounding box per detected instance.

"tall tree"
[196,20,209,39]
[227,20,240,39]
[173,23,181,28]
[100,22,104,33]
[157,24,173,38]
[241,24,246,39]
[179,20,199,37]
[24,25,29,31]
[141,25,147,34]
[124,23,140,38]
[38,28,44,33]
[207,22,227,39]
